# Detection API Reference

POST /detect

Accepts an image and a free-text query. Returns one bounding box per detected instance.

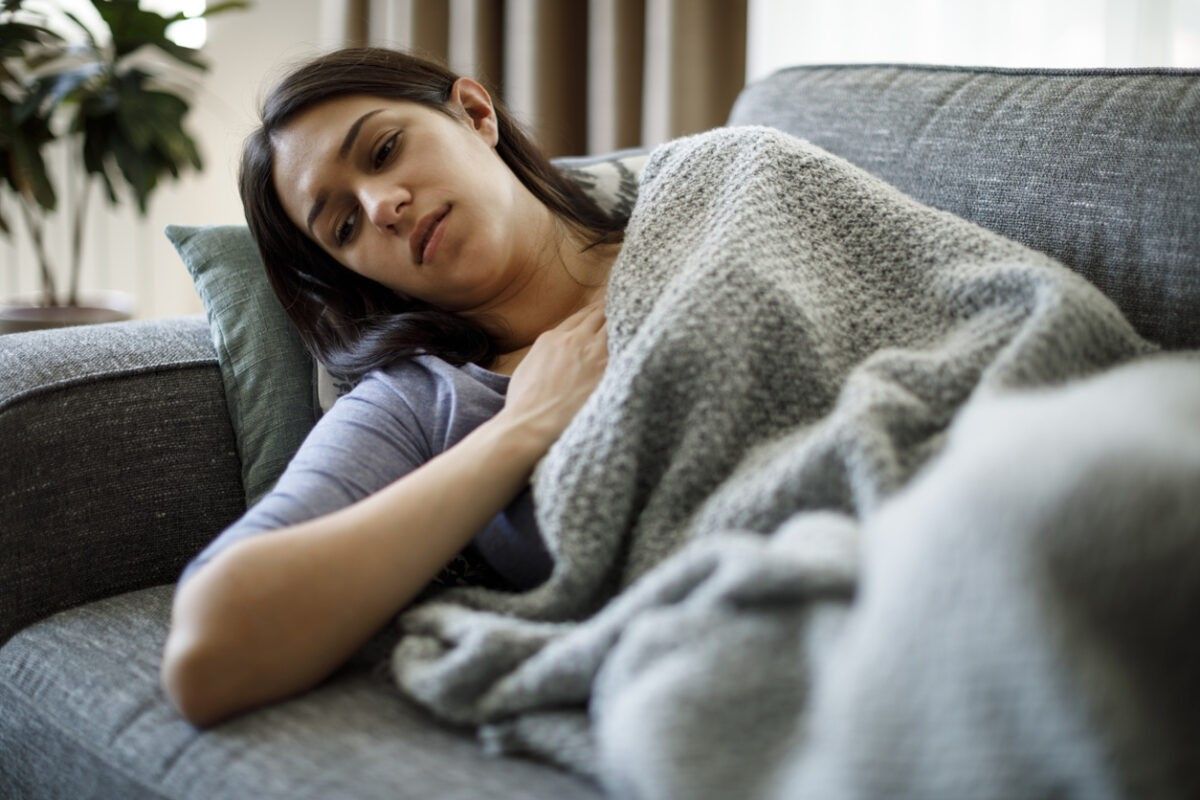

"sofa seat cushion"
[0,585,603,800]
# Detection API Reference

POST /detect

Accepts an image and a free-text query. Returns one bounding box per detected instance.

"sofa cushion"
[0,585,604,800]
[0,316,246,646]
[728,64,1200,350]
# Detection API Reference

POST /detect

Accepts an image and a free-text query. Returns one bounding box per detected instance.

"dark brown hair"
[239,47,626,379]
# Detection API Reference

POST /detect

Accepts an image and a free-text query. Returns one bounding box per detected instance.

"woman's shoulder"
[401,352,512,384]
[339,353,466,386]
[335,353,508,405]
[320,352,509,415]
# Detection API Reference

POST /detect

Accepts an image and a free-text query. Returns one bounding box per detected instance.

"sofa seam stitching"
[0,358,219,414]
[766,63,1200,78]
[0,678,177,800]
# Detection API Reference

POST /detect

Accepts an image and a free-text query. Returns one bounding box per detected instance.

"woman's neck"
[497,235,618,350]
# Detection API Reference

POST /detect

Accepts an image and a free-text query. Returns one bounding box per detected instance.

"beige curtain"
[319,0,747,157]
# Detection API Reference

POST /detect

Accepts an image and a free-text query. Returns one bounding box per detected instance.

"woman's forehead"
[271,96,426,177]
[280,94,429,137]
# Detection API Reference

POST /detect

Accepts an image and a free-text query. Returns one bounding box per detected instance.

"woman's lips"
[421,207,450,265]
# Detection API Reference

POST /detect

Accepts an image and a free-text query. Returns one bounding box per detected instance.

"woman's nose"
[362,183,409,232]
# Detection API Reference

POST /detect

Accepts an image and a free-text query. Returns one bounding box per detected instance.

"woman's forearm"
[161,412,549,728]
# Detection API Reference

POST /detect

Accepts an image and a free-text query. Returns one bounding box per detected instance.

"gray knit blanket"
[388,126,1200,798]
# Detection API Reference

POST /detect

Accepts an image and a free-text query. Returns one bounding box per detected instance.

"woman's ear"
[449,77,499,147]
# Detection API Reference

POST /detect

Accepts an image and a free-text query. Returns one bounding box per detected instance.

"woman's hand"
[498,299,609,451]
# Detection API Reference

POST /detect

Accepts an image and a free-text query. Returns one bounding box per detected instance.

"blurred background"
[2,0,1198,322]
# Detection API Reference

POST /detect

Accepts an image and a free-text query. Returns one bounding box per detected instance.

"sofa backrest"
[728,64,1200,351]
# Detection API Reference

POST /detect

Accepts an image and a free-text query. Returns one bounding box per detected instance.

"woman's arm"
[161,299,606,728]
[161,412,549,728]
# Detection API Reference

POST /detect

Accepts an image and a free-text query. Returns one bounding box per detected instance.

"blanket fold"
[388,126,1187,797]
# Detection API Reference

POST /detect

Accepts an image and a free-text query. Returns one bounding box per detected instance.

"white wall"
[748,0,1200,84]
[1,0,330,319]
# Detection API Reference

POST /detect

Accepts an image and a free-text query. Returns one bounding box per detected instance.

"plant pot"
[0,290,136,334]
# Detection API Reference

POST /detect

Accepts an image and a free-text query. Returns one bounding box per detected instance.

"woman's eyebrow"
[339,108,384,159]
[306,107,385,236]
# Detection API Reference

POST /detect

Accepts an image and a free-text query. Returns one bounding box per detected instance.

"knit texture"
[387,126,1168,794]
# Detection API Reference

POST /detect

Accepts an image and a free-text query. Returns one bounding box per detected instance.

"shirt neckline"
[463,360,512,382]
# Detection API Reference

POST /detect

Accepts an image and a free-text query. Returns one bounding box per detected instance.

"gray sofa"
[2,63,1197,799]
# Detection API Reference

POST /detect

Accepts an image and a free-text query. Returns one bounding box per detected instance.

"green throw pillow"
[169,150,648,510]
[167,224,319,507]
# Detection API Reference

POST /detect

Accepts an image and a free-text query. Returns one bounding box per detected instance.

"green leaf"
[110,132,155,214]
[155,125,202,172]
[80,83,121,117]
[61,9,100,50]
[107,79,204,199]
[24,46,75,71]
[77,111,115,198]
[148,39,208,71]
[78,111,120,204]
[0,20,63,59]
[161,0,249,24]
[90,0,207,70]
[198,1,251,18]
[114,95,153,150]
[0,93,16,140]
[10,132,56,211]
[114,81,188,154]
[79,117,105,169]
[2,92,56,210]
[17,63,105,122]
[96,168,118,203]
[91,0,164,56]
[181,129,201,170]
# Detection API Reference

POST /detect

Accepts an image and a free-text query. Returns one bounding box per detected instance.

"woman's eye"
[334,210,357,246]
[373,133,399,169]
[332,133,398,246]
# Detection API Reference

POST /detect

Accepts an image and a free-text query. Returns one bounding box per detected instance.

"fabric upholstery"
[0,316,245,647]
[0,585,605,800]
[728,64,1200,349]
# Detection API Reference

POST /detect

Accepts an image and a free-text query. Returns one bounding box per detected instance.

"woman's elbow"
[160,639,229,728]
[162,574,225,726]
[159,620,308,729]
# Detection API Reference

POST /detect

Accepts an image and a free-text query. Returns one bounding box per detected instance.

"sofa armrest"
[0,315,246,646]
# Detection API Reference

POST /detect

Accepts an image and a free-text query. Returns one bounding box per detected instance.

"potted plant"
[0,0,247,333]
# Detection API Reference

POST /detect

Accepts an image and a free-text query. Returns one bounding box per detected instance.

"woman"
[161,47,623,728]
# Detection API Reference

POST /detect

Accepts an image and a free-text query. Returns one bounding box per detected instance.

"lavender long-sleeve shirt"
[175,354,553,594]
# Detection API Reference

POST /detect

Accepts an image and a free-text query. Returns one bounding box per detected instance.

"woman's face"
[270,78,540,314]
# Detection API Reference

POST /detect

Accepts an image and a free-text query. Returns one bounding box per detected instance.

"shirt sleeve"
[175,368,434,591]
